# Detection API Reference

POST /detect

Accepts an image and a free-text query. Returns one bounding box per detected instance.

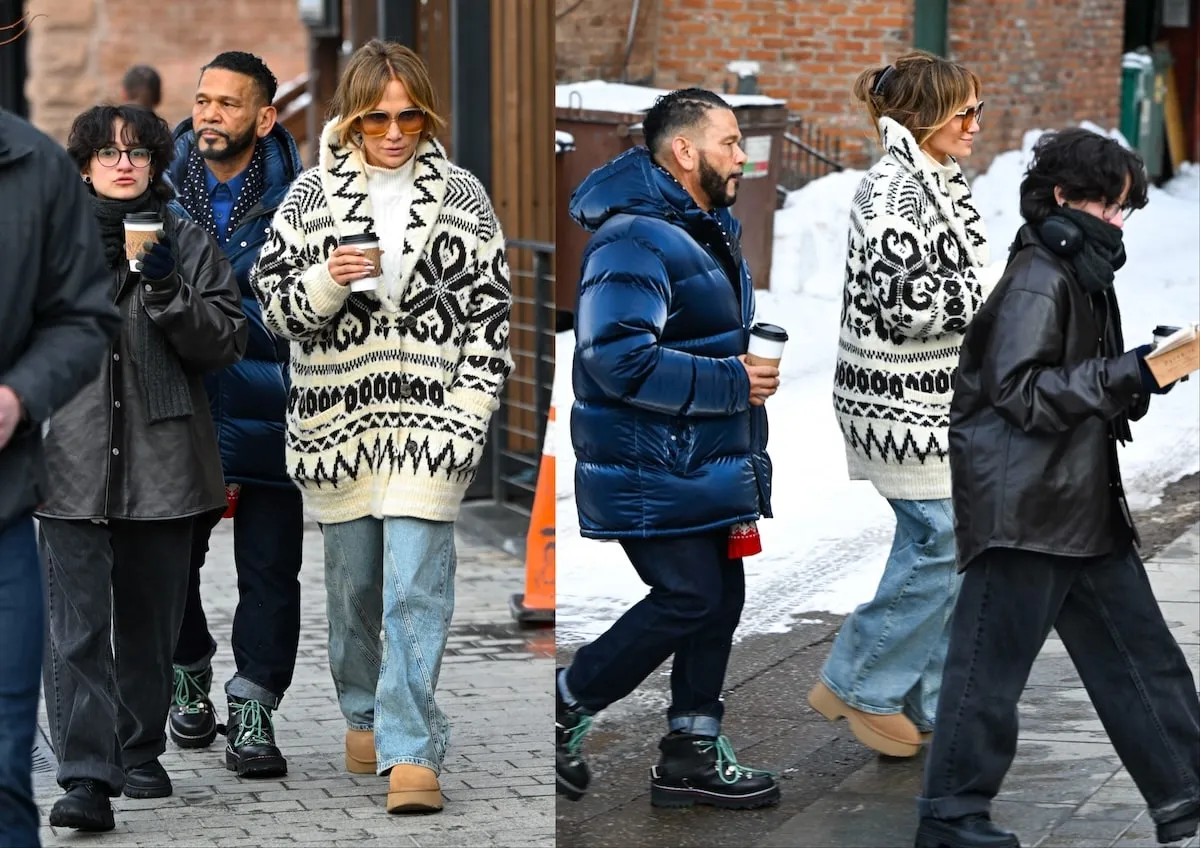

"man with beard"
[165,51,304,778]
[556,88,781,809]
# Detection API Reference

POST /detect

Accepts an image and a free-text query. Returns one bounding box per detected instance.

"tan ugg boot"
[345,729,376,774]
[807,681,921,758]
[386,764,443,814]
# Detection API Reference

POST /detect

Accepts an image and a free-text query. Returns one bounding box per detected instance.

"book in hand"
[1145,323,1200,387]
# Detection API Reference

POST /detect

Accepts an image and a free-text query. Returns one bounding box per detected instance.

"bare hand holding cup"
[739,355,780,406]
[327,243,379,288]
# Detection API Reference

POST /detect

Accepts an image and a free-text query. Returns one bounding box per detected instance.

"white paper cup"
[124,219,162,273]
[746,323,788,368]
[341,235,381,293]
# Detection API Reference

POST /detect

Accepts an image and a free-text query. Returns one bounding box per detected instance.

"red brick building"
[555,0,1130,174]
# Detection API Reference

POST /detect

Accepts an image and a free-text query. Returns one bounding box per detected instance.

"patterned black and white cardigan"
[250,119,513,524]
[834,116,990,501]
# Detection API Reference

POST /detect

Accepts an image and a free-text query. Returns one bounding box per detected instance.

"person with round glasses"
[250,39,513,815]
[36,103,246,832]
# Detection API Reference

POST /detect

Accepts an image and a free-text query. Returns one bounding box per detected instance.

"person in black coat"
[0,107,120,848]
[914,129,1200,848]
[37,104,246,832]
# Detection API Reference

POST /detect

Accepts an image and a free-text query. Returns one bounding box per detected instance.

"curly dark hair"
[201,51,278,106]
[1019,127,1149,224]
[642,88,732,162]
[66,104,176,202]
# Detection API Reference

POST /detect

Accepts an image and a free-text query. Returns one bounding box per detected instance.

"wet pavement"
[556,523,1200,848]
[33,520,556,847]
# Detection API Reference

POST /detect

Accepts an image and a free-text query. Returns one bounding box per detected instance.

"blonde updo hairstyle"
[853,50,981,147]
[328,39,448,149]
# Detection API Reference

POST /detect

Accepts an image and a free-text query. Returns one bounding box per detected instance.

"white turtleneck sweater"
[363,153,417,302]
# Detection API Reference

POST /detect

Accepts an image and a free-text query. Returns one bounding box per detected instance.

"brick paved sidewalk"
[33,521,555,848]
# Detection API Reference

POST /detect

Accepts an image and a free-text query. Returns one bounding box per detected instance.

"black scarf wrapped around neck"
[1037,206,1134,444]
[88,190,194,423]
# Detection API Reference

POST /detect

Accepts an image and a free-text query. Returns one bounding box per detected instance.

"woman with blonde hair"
[250,39,512,814]
[807,50,989,759]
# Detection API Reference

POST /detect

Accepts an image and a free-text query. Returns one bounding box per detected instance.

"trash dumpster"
[1120,47,1174,180]
[555,81,790,319]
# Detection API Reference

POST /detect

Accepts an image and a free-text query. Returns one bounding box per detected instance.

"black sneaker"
[169,665,218,749]
[49,780,115,832]
[649,732,780,810]
[915,814,1021,848]
[225,696,287,778]
[123,759,172,799]
[555,674,593,801]
[1157,800,1199,845]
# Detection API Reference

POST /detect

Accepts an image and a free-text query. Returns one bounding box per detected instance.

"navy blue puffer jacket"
[569,146,773,539]
[167,121,302,488]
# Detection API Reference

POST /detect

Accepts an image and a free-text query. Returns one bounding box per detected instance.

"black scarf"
[175,143,267,242]
[90,191,156,270]
[1037,207,1134,444]
[88,190,194,424]
[1043,206,1127,294]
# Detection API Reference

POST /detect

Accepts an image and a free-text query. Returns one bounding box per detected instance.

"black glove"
[1134,344,1176,395]
[137,231,176,282]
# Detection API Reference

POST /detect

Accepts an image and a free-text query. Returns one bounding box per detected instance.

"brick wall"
[555,0,1128,175]
[556,0,658,83]
[26,0,309,143]
[950,0,1125,174]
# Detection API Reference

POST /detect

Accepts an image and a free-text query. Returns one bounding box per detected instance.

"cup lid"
[1152,325,1182,336]
[124,212,162,223]
[339,233,380,245]
[750,322,788,342]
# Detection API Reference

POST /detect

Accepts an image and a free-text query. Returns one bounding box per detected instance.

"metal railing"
[489,239,555,517]
[777,117,845,206]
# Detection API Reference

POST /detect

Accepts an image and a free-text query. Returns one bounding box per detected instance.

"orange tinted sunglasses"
[357,108,426,137]
[954,101,984,132]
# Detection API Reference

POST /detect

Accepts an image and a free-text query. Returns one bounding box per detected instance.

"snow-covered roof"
[556,80,786,114]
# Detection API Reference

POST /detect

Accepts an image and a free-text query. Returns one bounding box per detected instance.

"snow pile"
[555,127,1200,646]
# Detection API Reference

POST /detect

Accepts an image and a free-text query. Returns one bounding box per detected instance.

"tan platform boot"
[386,764,443,813]
[345,729,376,774]
[807,681,921,758]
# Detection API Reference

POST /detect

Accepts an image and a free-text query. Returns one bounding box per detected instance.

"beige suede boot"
[344,729,376,774]
[807,681,921,758]
[386,764,442,813]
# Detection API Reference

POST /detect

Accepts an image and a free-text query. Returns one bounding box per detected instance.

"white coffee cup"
[746,323,788,368]
[339,233,382,293]
[123,213,162,273]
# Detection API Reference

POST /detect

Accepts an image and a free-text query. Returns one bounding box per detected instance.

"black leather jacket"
[948,224,1147,569]
[36,207,247,520]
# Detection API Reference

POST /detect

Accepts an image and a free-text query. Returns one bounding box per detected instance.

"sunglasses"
[96,146,152,168]
[357,108,426,137]
[953,101,984,132]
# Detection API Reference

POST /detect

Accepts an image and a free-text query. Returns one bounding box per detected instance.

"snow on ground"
[556,133,1200,647]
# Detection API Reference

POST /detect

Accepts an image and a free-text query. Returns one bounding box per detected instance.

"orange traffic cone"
[510,406,555,626]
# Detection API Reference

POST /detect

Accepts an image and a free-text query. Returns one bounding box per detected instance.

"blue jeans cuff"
[379,755,440,777]
[559,668,596,715]
[668,714,721,737]
[226,674,282,709]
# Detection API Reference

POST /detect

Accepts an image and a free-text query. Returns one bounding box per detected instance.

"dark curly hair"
[201,51,278,106]
[66,104,176,202]
[642,88,732,162]
[1019,127,1149,224]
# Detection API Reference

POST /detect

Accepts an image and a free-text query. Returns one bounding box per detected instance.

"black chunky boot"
[123,759,172,799]
[649,731,780,810]
[169,665,218,749]
[225,696,287,778]
[555,675,593,802]
[1156,800,1199,845]
[49,780,115,832]
[914,814,1021,848]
